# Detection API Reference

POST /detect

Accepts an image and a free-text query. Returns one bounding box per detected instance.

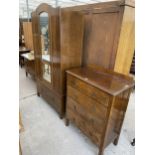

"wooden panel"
[104,89,131,147]
[23,22,34,50]
[83,10,121,69]
[32,11,42,85]
[114,6,135,75]
[60,10,84,94]
[40,82,64,115]
[52,8,61,94]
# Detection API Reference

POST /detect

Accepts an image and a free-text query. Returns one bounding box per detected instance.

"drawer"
[67,85,107,120]
[67,97,105,133]
[67,74,111,107]
[67,108,101,146]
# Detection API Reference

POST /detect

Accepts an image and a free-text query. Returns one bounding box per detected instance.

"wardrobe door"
[35,4,58,88]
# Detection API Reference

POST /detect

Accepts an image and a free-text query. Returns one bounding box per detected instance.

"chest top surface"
[67,67,134,96]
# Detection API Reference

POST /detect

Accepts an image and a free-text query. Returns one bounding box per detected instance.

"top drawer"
[67,74,111,107]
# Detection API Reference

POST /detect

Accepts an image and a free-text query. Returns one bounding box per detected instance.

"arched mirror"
[39,12,51,83]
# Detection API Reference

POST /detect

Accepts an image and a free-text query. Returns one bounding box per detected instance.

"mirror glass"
[42,63,51,83]
[39,12,51,83]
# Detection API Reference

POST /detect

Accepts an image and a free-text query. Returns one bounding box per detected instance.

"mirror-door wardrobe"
[32,3,84,118]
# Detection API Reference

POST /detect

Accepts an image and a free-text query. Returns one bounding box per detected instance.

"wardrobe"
[32,3,84,118]
[63,0,135,75]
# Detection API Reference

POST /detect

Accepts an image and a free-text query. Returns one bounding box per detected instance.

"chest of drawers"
[65,67,134,155]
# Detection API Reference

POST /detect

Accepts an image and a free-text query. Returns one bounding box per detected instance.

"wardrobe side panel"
[60,11,84,94]
[114,6,135,75]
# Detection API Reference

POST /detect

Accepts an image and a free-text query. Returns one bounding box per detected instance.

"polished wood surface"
[114,5,135,75]
[60,10,84,94]
[67,67,134,96]
[23,22,34,50]
[82,6,123,69]
[66,67,134,155]
[32,3,84,118]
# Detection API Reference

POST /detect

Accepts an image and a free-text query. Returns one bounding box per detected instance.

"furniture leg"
[22,58,25,67]
[26,71,28,77]
[131,138,135,146]
[19,140,22,155]
[19,59,21,67]
[20,58,22,68]
[37,92,40,97]
[113,136,120,145]
[59,114,63,119]
[98,147,104,155]
[65,118,70,126]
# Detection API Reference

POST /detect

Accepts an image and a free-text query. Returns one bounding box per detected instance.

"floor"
[19,67,135,155]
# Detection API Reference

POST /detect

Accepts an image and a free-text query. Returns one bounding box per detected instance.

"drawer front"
[67,74,111,107]
[67,107,101,146]
[67,85,107,121]
[67,97,104,133]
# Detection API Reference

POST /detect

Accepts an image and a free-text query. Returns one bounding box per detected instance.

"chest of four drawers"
[65,67,134,155]
[66,74,112,146]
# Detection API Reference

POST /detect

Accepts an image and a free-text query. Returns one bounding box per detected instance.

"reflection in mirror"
[42,63,51,83]
[39,12,51,83]
[39,12,50,57]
